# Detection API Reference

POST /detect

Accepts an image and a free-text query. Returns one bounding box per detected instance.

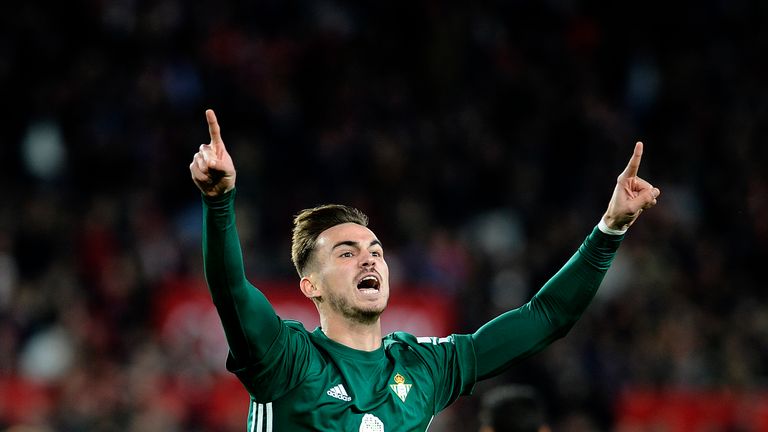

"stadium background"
[1,1,767,430]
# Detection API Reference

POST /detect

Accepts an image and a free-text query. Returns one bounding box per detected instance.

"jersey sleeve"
[471,226,623,380]
[398,333,477,414]
[228,321,320,400]
[202,190,281,368]
[202,190,318,400]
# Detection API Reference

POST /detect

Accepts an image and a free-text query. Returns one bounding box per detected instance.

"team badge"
[389,373,412,403]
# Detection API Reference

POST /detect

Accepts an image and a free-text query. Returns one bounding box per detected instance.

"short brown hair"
[291,204,369,276]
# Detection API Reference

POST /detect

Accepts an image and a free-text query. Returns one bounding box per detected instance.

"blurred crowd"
[1,0,767,431]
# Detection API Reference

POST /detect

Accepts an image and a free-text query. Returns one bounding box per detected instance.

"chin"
[352,301,389,323]
[326,291,388,325]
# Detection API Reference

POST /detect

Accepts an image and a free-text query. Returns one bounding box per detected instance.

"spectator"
[478,385,550,432]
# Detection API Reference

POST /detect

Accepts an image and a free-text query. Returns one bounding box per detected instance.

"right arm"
[191,109,280,365]
[202,189,280,362]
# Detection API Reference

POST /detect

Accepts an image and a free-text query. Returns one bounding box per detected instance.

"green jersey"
[235,324,475,431]
[201,190,623,432]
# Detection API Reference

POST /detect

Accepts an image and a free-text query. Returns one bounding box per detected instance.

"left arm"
[471,142,660,380]
[472,226,621,379]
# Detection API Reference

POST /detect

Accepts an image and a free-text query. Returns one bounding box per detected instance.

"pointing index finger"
[206,109,224,151]
[622,141,644,178]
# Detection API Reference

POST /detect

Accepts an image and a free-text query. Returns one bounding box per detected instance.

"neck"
[320,314,383,351]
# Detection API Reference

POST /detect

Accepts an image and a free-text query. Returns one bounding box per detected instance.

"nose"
[361,253,376,268]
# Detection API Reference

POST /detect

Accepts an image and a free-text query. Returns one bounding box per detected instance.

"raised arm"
[471,142,660,379]
[190,109,280,365]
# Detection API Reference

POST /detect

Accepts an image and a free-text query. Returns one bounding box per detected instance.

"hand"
[190,109,236,197]
[602,142,660,231]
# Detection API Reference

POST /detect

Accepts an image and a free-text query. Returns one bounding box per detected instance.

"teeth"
[358,275,380,290]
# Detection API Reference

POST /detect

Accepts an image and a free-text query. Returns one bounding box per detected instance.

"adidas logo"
[326,384,352,402]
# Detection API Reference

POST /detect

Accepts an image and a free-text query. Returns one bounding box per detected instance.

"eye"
[371,250,382,257]
[339,251,354,258]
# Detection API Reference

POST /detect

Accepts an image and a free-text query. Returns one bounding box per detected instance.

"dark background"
[1,1,767,430]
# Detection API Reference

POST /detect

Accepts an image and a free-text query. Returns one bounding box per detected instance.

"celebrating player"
[190,109,660,431]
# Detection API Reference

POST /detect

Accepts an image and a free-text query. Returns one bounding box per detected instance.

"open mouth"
[357,274,380,291]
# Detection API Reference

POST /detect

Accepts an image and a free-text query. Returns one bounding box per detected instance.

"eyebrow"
[331,239,383,250]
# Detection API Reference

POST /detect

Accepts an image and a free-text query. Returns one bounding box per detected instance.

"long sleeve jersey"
[201,190,623,432]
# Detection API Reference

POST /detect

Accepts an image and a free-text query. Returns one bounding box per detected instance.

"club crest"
[389,373,412,403]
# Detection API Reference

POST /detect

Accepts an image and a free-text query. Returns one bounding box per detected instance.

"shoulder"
[282,319,311,333]
[266,319,314,347]
[383,332,476,384]
[384,332,471,356]
[239,319,315,368]
[386,332,461,346]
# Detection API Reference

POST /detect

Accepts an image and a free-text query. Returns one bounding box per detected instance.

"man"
[189,109,660,431]
[478,385,550,432]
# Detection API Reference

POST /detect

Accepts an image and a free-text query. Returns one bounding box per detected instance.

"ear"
[299,276,319,299]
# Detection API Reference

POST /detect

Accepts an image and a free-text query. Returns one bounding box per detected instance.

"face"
[305,222,390,324]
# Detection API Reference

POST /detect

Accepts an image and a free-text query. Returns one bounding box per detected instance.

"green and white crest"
[389,373,413,403]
